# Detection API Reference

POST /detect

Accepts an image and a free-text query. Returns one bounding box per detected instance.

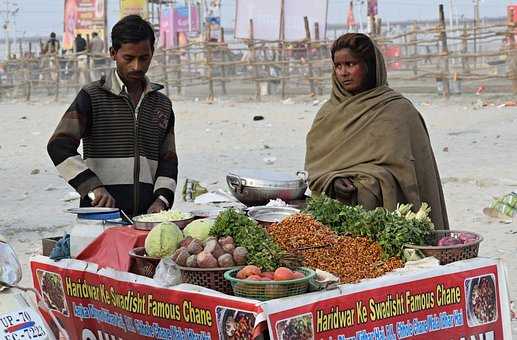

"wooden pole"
[162,48,170,97]
[249,19,261,101]
[438,4,450,98]
[461,23,470,74]
[304,16,316,96]
[507,6,517,94]
[26,42,32,101]
[220,27,227,95]
[55,55,60,101]
[410,22,418,76]
[314,22,323,95]
[206,40,215,101]
[280,0,287,99]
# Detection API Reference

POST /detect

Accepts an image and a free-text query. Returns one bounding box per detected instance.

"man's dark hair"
[92,32,98,37]
[50,32,56,38]
[331,33,377,89]
[111,15,155,51]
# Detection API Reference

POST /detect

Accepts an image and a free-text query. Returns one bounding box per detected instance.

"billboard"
[234,0,328,41]
[120,0,149,19]
[283,0,328,41]
[63,0,106,50]
[235,0,282,41]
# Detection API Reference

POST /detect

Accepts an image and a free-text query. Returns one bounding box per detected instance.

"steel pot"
[226,169,307,206]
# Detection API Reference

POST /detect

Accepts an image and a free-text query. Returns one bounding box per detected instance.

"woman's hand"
[332,177,357,204]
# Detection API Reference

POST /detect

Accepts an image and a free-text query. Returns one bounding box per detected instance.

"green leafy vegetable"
[210,209,282,271]
[304,195,434,259]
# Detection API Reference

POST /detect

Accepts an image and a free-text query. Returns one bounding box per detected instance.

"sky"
[6,0,515,39]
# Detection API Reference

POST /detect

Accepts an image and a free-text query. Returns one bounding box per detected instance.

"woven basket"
[405,230,483,265]
[176,265,242,295]
[129,247,161,278]
[224,267,315,301]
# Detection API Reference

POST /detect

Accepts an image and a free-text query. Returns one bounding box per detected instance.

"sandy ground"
[0,92,516,334]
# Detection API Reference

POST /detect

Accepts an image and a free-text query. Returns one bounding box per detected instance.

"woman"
[305,33,448,228]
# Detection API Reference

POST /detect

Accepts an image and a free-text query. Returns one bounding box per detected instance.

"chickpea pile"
[268,213,403,283]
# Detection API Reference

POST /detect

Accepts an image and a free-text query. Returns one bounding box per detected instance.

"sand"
[0,92,516,334]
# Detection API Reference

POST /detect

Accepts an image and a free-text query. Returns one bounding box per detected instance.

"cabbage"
[138,210,191,222]
[182,219,214,242]
[144,222,184,258]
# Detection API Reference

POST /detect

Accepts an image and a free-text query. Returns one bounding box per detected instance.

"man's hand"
[147,198,166,214]
[91,187,116,208]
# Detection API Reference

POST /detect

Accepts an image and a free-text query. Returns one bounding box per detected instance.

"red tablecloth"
[76,226,148,272]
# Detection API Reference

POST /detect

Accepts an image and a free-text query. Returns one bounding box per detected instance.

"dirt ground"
[0,92,516,335]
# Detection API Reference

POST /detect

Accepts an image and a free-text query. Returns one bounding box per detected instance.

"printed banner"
[263,258,512,340]
[159,5,200,48]
[367,0,378,17]
[234,0,282,41]
[120,0,149,20]
[63,0,106,50]
[30,256,263,339]
[283,0,328,41]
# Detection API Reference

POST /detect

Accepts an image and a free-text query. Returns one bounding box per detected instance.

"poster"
[367,0,378,17]
[263,258,513,340]
[283,0,328,41]
[63,0,79,50]
[120,0,149,20]
[159,5,200,49]
[30,256,263,339]
[63,0,106,50]
[234,0,282,41]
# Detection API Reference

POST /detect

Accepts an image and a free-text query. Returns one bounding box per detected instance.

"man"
[42,32,60,55]
[89,32,105,80]
[74,33,87,53]
[48,15,178,216]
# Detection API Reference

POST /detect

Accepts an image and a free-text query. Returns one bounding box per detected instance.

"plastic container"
[68,208,121,258]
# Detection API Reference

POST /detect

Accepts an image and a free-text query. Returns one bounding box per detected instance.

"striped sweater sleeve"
[153,107,179,206]
[47,90,103,197]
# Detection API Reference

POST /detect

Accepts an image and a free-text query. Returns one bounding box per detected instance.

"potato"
[175,248,190,266]
[222,243,235,254]
[233,247,248,265]
[217,253,235,267]
[218,236,234,246]
[180,236,193,248]
[197,251,218,268]
[205,239,225,258]
[187,239,203,255]
[171,247,186,262]
[186,254,198,268]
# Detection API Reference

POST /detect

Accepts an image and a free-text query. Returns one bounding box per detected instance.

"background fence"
[1,6,516,101]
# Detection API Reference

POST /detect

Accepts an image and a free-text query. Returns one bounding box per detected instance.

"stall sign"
[30,256,263,339]
[263,258,512,340]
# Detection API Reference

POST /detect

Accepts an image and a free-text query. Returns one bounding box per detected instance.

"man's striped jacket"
[47,69,178,216]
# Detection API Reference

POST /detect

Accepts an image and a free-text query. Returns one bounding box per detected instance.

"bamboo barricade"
[1,9,517,101]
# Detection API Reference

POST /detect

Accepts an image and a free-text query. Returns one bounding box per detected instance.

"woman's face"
[333,48,369,95]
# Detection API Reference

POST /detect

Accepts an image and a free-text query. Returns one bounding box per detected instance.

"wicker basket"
[224,267,315,301]
[129,247,161,278]
[176,265,242,295]
[405,230,483,265]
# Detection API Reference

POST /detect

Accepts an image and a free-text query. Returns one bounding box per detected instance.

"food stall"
[30,170,514,339]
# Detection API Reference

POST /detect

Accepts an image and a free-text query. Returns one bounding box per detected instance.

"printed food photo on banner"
[216,306,255,339]
[465,274,498,327]
[275,313,314,340]
[36,270,69,317]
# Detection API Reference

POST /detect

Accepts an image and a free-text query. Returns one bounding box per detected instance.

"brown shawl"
[305,38,448,228]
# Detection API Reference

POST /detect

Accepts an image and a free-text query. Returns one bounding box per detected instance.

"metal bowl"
[132,213,195,231]
[227,170,307,206]
[247,206,300,227]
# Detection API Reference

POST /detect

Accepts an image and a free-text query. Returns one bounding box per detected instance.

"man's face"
[110,40,153,84]
[333,48,368,95]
